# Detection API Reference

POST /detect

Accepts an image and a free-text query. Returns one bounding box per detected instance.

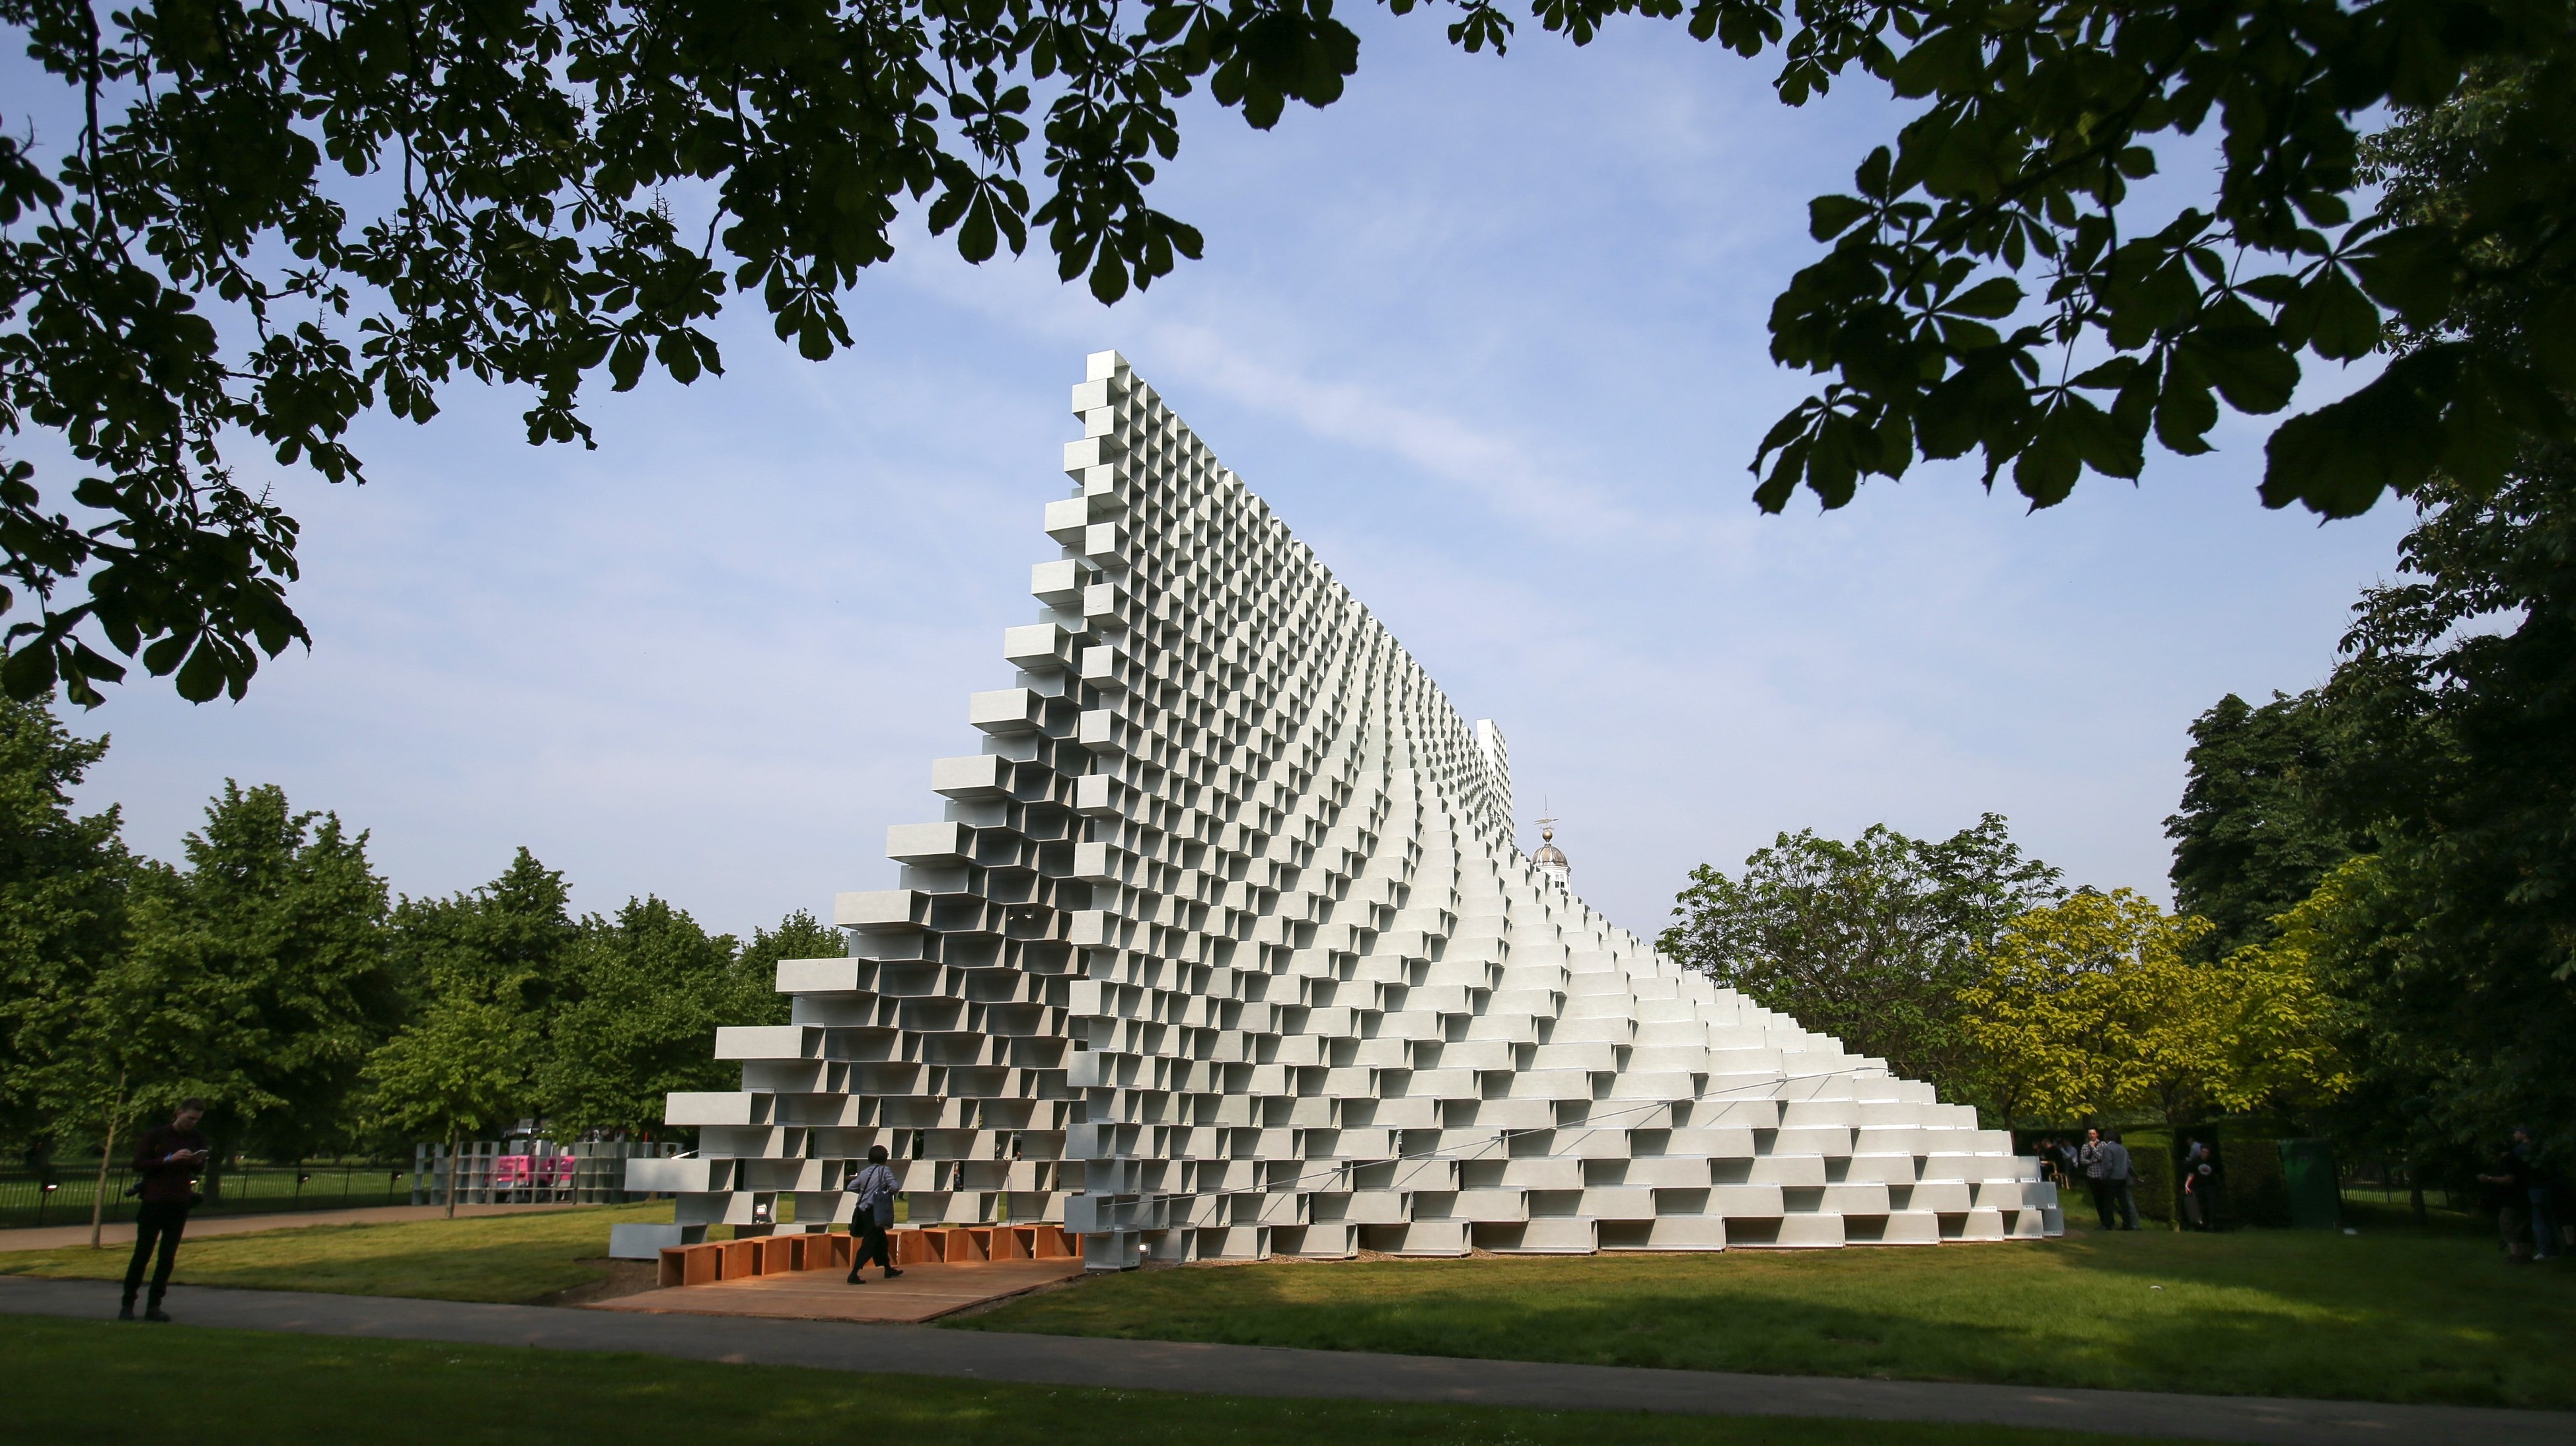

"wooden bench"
[889,1223,1080,1264]
[657,1231,860,1287]
[661,1225,1076,1285]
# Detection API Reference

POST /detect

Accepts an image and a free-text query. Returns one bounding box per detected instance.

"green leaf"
[959,195,1000,264]
[2012,418,2079,508]
[2153,363,2219,456]
[2305,273,2382,362]
[1808,195,1872,241]
[1942,276,2022,319]
[2181,301,2299,416]
[173,641,230,703]
[2346,227,2457,330]
[2257,363,2447,517]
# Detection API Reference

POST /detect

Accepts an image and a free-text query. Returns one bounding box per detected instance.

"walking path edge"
[0,1201,599,1253]
[2,1275,2565,1446]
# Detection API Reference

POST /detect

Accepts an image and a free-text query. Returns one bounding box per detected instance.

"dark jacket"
[131,1124,209,1204]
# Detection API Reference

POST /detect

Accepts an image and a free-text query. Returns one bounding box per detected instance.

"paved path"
[0,1202,598,1253]
[4,1277,2566,1445]
[597,1258,1087,1323]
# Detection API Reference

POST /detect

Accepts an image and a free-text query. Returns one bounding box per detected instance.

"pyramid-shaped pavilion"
[636,353,2061,1267]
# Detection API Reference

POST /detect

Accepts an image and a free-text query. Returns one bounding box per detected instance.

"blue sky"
[59,17,2411,941]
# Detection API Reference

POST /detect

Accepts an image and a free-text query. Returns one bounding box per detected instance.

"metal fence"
[2339,1157,2466,1213]
[412,1139,677,1208]
[2,1139,679,1231]
[0,1161,420,1231]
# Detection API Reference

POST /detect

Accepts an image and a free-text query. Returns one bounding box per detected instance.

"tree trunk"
[444,1126,460,1219]
[2165,1107,2187,1231]
[87,1069,128,1250]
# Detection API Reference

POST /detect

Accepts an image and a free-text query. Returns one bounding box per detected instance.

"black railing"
[0,1162,420,1232]
[2338,1157,2464,1213]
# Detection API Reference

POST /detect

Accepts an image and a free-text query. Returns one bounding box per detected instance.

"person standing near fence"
[2105,1133,2143,1229]
[2478,1145,2530,1260]
[844,1144,903,1285]
[2079,1129,2115,1229]
[2182,1139,2221,1230]
[120,1099,210,1322]
[2511,1126,2558,1262]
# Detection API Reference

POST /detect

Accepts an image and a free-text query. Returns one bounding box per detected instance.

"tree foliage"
[387,847,579,1019]
[125,781,400,1159]
[2158,72,2576,1169]
[1956,887,2349,1130]
[2163,690,2357,957]
[737,908,848,987]
[2293,451,2576,1162]
[1660,813,2061,1097]
[0,0,1377,705]
[1744,6,2573,523]
[0,696,832,1159]
[361,994,536,1149]
[0,693,129,1148]
[8,0,2571,704]
[534,894,780,1137]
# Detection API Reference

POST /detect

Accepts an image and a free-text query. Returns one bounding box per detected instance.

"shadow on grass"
[959,1225,2576,1408]
[0,1205,664,1303]
[1,1315,2187,1446]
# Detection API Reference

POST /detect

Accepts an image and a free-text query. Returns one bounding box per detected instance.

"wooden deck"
[590,1256,1088,1324]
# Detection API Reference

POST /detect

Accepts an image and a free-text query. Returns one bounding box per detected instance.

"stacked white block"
[636,351,2061,1266]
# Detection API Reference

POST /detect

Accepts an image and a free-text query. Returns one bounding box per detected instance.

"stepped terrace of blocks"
[629,352,2062,1267]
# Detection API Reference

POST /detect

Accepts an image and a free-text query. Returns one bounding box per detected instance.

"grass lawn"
[9,1200,2565,1412]
[959,1220,2576,1410]
[0,1202,675,1303]
[1,1315,2177,1446]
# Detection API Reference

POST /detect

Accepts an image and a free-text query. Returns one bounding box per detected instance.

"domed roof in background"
[1533,827,1568,868]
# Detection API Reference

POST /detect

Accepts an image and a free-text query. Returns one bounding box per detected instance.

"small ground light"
[41,1181,57,1192]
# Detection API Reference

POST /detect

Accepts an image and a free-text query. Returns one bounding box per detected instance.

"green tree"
[2234,70,2576,1167]
[0,0,1368,705]
[2302,447,2576,1162]
[2246,850,2478,1174]
[737,908,847,986]
[2163,690,2359,957]
[9,0,2569,705]
[2216,871,2364,1124]
[126,782,400,1167]
[1745,10,2571,523]
[388,848,578,1022]
[361,994,538,1218]
[1960,887,2348,1223]
[1660,813,2062,1099]
[358,848,579,1156]
[0,695,161,1245]
[1957,887,2156,1128]
[0,695,129,1153]
[534,896,776,1138]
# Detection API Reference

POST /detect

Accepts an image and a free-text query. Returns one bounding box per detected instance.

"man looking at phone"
[121,1098,210,1322]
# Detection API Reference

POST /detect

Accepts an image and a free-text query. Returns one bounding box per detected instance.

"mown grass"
[0,1202,675,1303]
[0,1315,2181,1446]
[9,1198,2564,1411]
[957,1220,2576,1409]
